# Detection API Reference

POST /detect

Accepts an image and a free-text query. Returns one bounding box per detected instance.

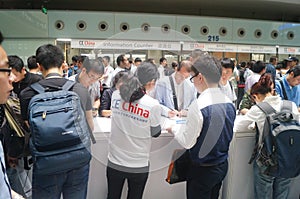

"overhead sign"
[70,39,300,54]
[71,39,181,50]
[184,42,276,54]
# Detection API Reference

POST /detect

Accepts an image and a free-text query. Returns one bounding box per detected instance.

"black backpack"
[28,81,92,175]
[249,100,300,178]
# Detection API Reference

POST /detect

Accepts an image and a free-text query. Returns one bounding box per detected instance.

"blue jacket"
[154,74,196,111]
[275,76,300,107]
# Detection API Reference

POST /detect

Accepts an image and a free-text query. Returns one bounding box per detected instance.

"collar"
[45,73,62,79]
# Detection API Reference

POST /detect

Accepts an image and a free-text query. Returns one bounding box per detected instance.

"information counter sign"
[71,39,181,50]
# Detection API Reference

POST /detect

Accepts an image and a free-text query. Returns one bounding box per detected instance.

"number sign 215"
[208,35,220,42]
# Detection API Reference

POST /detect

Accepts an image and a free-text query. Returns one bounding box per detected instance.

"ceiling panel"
[0,0,300,22]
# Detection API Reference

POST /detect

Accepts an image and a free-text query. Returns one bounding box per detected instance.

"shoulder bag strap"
[62,80,76,91]
[279,80,288,100]
[256,101,276,115]
[30,82,46,94]
[169,76,178,110]
[281,100,293,112]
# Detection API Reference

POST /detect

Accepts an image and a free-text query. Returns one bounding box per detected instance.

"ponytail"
[119,74,145,102]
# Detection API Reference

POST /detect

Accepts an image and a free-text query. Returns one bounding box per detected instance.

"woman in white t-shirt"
[106,62,162,199]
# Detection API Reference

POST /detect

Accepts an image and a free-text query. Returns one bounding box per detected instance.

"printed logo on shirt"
[112,99,149,119]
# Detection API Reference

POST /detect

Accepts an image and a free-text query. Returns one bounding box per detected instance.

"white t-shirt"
[219,81,237,102]
[102,65,114,87]
[111,67,125,78]
[245,73,261,92]
[108,90,162,168]
[173,75,185,111]
[157,65,164,80]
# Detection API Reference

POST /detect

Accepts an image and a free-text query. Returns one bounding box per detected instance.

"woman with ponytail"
[106,62,161,199]
[234,73,299,199]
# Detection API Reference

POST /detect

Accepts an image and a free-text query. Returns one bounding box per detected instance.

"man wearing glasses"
[155,60,196,117]
[69,58,104,116]
[168,54,236,199]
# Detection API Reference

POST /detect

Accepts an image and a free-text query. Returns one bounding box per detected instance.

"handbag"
[165,149,191,184]
[3,97,30,158]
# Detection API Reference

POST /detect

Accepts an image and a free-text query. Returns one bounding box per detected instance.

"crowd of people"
[0,29,299,199]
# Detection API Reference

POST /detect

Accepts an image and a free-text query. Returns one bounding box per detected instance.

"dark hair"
[287,65,300,77]
[97,57,103,63]
[72,55,79,62]
[36,44,64,70]
[8,55,24,72]
[119,74,142,102]
[250,73,273,96]
[103,56,110,62]
[159,57,166,64]
[171,61,178,70]
[252,61,266,73]
[145,58,155,64]
[128,57,133,64]
[27,55,38,70]
[134,57,142,63]
[112,71,128,88]
[192,54,222,84]
[120,62,159,102]
[84,59,104,74]
[240,61,246,68]
[269,56,277,63]
[78,55,87,63]
[0,31,3,44]
[221,58,234,71]
[190,49,208,61]
[116,54,126,66]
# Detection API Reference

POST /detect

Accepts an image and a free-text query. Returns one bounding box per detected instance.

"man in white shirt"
[245,61,266,92]
[168,54,236,199]
[101,56,114,88]
[219,58,237,104]
[112,54,129,78]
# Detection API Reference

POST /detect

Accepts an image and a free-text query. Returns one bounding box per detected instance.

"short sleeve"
[150,104,162,127]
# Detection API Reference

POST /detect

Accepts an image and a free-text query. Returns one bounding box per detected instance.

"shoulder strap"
[279,80,288,100]
[249,101,275,164]
[256,101,276,115]
[228,81,233,91]
[62,80,76,91]
[30,80,75,94]
[281,100,293,113]
[30,82,46,94]
[169,76,178,110]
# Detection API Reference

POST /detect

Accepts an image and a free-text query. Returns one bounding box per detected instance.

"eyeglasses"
[86,71,101,81]
[0,68,11,76]
[190,73,199,83]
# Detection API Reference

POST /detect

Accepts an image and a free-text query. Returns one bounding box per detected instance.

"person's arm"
[170,100,203,149]
[234,105,264,133]
[11,190,25,199]
[150,104,162,138]
[275,80,283,99]
[99,89,112,116]
[85,110,94,132]
[92,99,100,117]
